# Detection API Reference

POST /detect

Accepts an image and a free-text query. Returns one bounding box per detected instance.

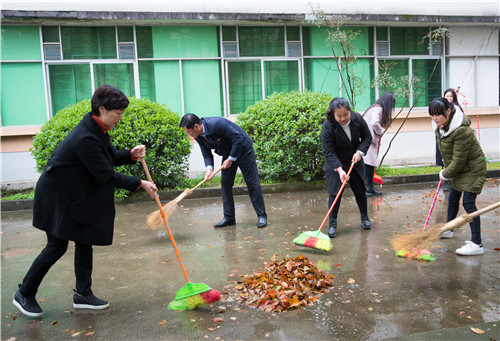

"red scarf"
[92,115,111,134]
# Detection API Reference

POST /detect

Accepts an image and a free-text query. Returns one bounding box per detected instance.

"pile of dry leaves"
[231,255,334,312]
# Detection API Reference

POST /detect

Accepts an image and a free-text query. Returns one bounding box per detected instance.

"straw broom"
[391,201,500,251]
[146,166,224,230]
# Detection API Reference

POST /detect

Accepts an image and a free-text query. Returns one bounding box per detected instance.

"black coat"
[32,113,141,245]
[321,111,372,195]
[194,117,253,167]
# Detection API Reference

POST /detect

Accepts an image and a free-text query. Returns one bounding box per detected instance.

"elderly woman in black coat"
[13,84,157,317]
[321,97,372,238]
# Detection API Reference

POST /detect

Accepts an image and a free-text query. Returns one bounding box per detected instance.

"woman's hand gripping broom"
[293,162,354,251]
[141,158,221,310]
[147,166,224,230]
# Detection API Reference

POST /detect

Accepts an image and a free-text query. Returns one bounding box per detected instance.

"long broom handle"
[423,180,442,230]
[191,166,224,191]
[317,162,355,232]
[140,158,191,283]
[439,201,500,232]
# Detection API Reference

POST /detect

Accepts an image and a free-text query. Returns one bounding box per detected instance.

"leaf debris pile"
[232,255,334,312]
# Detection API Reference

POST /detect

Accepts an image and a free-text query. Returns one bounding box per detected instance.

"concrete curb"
[2,169,499,212]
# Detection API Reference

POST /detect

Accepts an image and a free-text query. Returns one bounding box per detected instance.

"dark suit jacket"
[195,117,253,168]
[32,113,141,245]
[321,111,372,194]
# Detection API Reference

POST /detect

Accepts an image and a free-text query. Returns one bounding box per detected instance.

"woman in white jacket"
[362,91,396,197]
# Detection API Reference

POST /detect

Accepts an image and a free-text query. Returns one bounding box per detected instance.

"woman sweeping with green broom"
[320,97,373,238]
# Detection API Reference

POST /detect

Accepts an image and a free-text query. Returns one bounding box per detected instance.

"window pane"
[390,27,429,55]
[118,26,134,42]
[136,26,153,58]
[93,63,135,97]
[376,27,388,41]
[286,26,300,41]
[153,26,219,58]
[304,58,340,96]
[61,27,117,59]
[239,27,285,57]
[264,61,299,97]
[138,61,156,102]
[228,61,262,114]
[183,60,223,116]
[412,59,442,107]
[42,26,59,43]
[153,61,182,114]
[378,59,409,107]
[1,63,47,125]
[222,26,236,41]
[48,64,92,115]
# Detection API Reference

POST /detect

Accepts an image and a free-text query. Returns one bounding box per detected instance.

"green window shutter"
[227,61,262,115]
[152,26,219,58]
[93,64,135,97]
[1,63,46,125]
[1,26,42,60]
[378,59,409,107]
[239,27,285,57]
[61,27,117,59]
[48,64,92,115]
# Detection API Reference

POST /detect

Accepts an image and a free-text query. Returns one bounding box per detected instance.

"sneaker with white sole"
[456,241,484,256]
[440,230,454,239]
[73,290,109,310]
[12,285,42,317]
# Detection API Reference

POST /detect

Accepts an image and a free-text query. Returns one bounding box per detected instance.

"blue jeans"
[447,188,481,245]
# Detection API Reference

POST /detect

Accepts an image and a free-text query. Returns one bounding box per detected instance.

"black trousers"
[20,232,93,297]
[220,148,266,219]
[328,169,367,222]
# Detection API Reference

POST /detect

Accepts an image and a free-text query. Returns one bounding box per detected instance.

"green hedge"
[237,91,331,182]
[31,98,191,198]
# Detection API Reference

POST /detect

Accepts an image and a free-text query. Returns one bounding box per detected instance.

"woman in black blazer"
[13,85,157,317]
[320,97,373,238]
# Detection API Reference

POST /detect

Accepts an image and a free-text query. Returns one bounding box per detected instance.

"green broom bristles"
[293,231,332,251]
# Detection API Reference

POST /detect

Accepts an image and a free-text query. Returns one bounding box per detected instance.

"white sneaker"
[456,241,484,256]
[440,230,454,239]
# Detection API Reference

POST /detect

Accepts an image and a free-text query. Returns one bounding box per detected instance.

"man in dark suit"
[13,85,157,318]
[321,97,372,238]
[180,113,267,228]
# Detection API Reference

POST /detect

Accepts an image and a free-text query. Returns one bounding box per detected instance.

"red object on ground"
[373,173,383,184]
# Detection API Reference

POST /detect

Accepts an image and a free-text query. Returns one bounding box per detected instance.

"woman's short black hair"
[326,97,351,122]
[429,97,456,132]
[91,84,129,116]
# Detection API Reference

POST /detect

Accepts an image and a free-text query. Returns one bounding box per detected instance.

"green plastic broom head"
[293,230,332,251]
[175,282,212,300]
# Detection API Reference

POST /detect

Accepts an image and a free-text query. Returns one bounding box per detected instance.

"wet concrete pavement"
[1,180,500,341]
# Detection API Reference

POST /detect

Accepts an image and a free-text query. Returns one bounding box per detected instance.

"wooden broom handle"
[190,166,224,191]
[439,201,500,231]
[140,158,191,283]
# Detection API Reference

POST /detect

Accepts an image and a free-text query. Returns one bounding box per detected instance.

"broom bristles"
[293,231,332,251]
[146,189,195,230]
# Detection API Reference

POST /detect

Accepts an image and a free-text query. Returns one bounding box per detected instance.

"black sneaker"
[13,286,42,317]
[73,290,109,310]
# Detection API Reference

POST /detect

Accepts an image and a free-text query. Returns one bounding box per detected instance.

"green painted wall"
[152,26,219,58]
[1,63,47,125]
[182,60,222,117]
[1,26,41,60]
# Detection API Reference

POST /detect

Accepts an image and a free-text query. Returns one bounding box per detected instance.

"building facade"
[1,1,499,188]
